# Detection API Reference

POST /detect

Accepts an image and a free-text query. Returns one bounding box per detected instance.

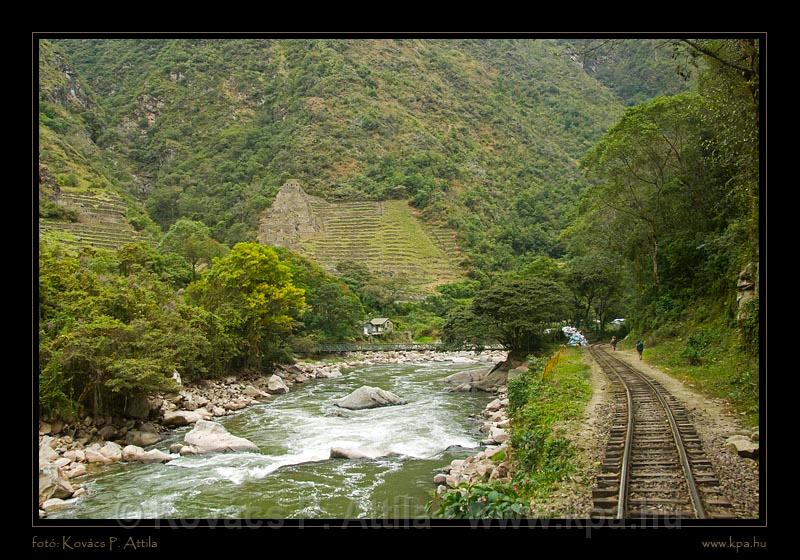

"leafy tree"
[188,243,306,367]
[581,92,709,287]
[277,250,365,343]
[159,218,227,279]
[444,270,569,359]
[566,255,623,332]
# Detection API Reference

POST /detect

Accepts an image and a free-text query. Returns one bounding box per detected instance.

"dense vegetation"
[432,347,591,518]
[38,38,760,430]
[38,240,365,418]
[51,38,631,269]
[566,39,760,418]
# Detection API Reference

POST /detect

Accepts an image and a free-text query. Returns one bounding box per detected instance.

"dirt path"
[532,351,613,517]
[602,347,760,518]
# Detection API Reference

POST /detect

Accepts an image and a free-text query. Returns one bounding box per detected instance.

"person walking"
[636,340,644,360]
[610,335,618,351]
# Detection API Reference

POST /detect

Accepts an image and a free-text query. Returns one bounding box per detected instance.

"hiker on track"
[636,340,644,360]
[610,335,618,351]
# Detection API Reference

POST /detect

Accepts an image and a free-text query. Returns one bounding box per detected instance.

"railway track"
[589,345,733,519]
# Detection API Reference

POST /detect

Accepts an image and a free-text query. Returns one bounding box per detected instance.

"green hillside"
[38,40,160,249]
[52,38,629,271]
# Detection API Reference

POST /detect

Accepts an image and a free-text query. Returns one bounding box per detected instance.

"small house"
[363,318,394,337]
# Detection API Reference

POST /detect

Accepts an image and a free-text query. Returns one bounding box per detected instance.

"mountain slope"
[38,40,160,249]
[53,38,627,270]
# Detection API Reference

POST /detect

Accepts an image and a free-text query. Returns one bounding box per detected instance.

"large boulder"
[162,409,210,426]
[125,394,151,419]
[122,445,171,463]
[490,426,509,443]
[64,463,87,479]
[63,449,85,463]
[266,375,289,395]
[334,386,406,410]
[243,385,268,398]
[125,430,162,447]
[39,441,59,467]
[329,447,402,460]
[725,435,759,459]
[99,441,123,462]
[181,420,259,455]
[443,366,508,392]
[85,445,113,464]
[42,498,72,513]
[39,464,74,504]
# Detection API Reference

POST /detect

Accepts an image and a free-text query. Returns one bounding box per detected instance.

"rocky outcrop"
[334,386,406,410]
[181,420,259,455]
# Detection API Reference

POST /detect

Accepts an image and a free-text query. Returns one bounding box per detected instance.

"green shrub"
[430,483,530,519]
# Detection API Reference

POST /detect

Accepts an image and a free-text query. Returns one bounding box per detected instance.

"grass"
[507,347,592,500]
[624,321,759,427]
[299,199,464,294]
[432,347,592,518]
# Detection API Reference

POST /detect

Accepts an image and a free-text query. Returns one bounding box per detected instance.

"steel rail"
[590,345,707,519]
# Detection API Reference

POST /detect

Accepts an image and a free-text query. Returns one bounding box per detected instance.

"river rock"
[39,421,52,435]
[64,463,87,479]
[433,473,447,485]
[42,498,72,513]
[725,435,759,459]
[317,367,342,379]
[329,447,401,460]
[53,457,71,469]
[485,399,502,413]
[162,409,210,426]
[125,429,162,447]
[39,441,59,467]
[266,375,289,394]
[63,449,85,463]
[243,385,267,398]
[169,443,184,454]
[224,400,249,411]
[85,447,112,464]
[122,445,171,463]
[39,464,74,503]
[99,441,123,462]
[97,425,117,441]
[182,419,259,455]
[334,386,406,410]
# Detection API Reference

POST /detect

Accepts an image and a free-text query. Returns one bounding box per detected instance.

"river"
[49,358,494,519]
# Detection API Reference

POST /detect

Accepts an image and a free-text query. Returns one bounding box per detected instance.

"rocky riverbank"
[38,349,507,516]
[433,382,514,493]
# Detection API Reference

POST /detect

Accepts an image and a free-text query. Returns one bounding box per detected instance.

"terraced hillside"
[39,191,150,250]
[259,182,463,293]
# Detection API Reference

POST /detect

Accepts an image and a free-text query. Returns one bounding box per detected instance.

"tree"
[566,255,622,332]
[277,250,365,342]
[444,270,569,360]
[159,218,227,279]
[581,92,709,287]
[188,243,306,367]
